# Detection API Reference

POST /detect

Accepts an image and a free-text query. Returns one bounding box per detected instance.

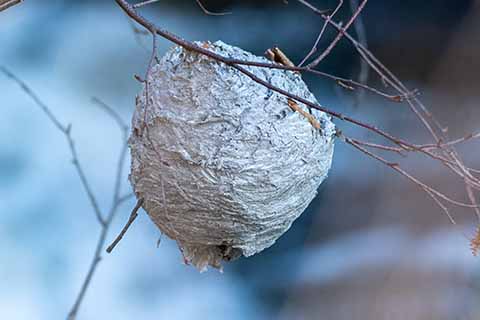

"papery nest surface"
[129,41,335,271]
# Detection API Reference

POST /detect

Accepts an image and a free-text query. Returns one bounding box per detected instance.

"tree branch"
[0,66,134,320]
[113,0,480,241]
[0,66,106,226]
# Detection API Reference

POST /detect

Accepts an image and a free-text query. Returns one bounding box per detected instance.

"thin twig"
[67,97,130,319]
[0,0,22,12]
[92,97,129,133]
[106,198,144,253]
[195,0,231,16]
[419,132,480,151]
[349,138,406,157]
[0,66,106,226]
[345,137,471,219]
[133,0,160,8]
[306,0,368,68]
[296,0,480,210]
[349,0,369,106]
[298,0,343,67]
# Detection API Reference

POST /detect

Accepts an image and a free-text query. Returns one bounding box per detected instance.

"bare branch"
[349,0,369,106]
[114,0,423,152]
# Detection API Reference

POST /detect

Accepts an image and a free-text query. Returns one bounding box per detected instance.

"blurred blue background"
[1,1,480,319]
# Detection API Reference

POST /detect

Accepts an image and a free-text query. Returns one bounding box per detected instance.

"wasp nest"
[129,41,335,271]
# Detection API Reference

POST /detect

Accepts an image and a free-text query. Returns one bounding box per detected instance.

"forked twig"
[295,0,480,243]
[0,66,106,226]
[67,95,132,319]
[0,67,134,320]
[306,0,368,68]
[299,0,343,67]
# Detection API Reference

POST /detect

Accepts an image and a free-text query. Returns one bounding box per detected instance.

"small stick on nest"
[471,227,480,256]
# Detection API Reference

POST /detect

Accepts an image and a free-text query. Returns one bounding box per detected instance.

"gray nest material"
[129,40,335,271]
